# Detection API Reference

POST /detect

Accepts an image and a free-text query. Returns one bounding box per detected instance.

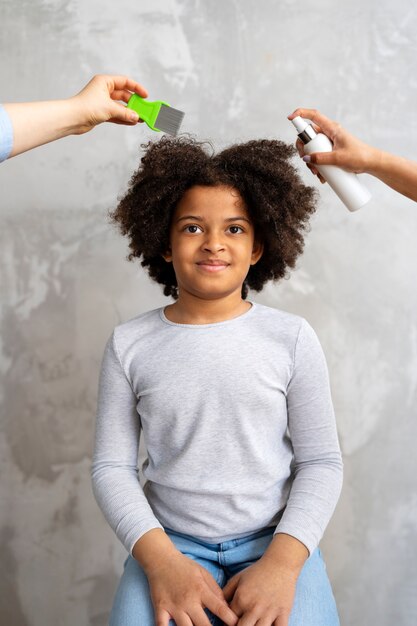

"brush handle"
[127,94,164,131]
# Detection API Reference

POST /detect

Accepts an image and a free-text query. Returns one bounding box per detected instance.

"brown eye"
[229,226,244,234]
[184,225,202,233]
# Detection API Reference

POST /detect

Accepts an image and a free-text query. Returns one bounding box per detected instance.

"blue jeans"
[109,526,339,625]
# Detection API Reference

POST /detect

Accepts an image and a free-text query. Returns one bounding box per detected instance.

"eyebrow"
[176,215,251,224]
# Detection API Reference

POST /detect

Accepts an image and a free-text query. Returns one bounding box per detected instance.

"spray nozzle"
[290,116,310,133]
[290,116,317,144]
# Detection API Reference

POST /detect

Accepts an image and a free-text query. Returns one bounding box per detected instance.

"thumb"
[222,575,240,602]
[109,102,140,125]
[305,151,336,166]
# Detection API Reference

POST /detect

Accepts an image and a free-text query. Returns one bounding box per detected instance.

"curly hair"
[110,135,317,300]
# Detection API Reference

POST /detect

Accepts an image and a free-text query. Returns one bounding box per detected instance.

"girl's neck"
[164,293,252,325]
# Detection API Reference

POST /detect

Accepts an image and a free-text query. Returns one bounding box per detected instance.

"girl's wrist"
[260,532,308,576]
[132,528,181,575]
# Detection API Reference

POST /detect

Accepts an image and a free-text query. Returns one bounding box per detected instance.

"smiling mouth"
[196,263,229,272]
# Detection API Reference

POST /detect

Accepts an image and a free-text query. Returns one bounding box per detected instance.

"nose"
[201,234,226,253]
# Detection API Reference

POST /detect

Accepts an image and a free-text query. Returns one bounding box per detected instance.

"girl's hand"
[222,556,298,626]
[146,551,239,626]
[71,74,149,133]
[288,108,380,182]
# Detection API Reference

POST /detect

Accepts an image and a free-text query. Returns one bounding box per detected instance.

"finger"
[288,107,317,120]
[110,89,135,104]
[304,151,336,167]
[204,590,239,625]
[306,163,320,176]
[202,572,227,602]
[159,609,193,626]
[155,607,174,626]
[106,117,145,126]
[305,160,327,182]
[108,103,140,125]
[188,606,217,626]
[288,108,338,141]
[295,138,304,157]
[236,612,258,626]
[288,109,322,135]
[107,75,148,98]
[311,122,322,135]
[222,576,240,602]
[171,614,193,626]
[256,613,288,626]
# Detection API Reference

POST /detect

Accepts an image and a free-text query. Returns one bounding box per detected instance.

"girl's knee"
[288,549,339,626]
[109,555,156,625]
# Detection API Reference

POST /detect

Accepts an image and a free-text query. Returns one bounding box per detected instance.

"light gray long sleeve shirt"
[91,301,343,556]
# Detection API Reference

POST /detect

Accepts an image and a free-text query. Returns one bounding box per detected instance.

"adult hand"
[2,74,149,159]
[71,74,148,133]
[146,551,239,626]
[288,108,379,183]
[222,556,297,626]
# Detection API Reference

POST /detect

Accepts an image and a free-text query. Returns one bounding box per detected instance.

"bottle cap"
[291,116,309,133]
[291,116,317,144]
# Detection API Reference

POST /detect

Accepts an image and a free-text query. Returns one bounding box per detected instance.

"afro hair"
[110,135,317,300]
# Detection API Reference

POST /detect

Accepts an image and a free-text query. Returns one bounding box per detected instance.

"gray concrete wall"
[1,1,416,624]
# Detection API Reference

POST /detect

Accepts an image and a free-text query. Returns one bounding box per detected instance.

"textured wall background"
[1,1,417,624]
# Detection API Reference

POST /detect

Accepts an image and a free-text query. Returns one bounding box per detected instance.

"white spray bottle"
[291,116,371,212]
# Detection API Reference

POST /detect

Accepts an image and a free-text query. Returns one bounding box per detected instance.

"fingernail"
[302,155,311,163]
[130,112,139,122]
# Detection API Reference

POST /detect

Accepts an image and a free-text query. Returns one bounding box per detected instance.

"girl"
[92,136,343,626]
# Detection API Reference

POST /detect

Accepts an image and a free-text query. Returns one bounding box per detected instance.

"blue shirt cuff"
[0,104,14,162]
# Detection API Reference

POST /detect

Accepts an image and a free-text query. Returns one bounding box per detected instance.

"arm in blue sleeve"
[0,105,13,162]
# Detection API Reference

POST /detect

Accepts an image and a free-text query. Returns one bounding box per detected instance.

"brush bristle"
[155,104,185,136]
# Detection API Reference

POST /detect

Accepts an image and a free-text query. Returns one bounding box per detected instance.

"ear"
[161,246,172,263]
[250,239,264,266]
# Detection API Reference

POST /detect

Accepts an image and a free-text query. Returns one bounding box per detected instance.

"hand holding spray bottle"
[290,115,372,212]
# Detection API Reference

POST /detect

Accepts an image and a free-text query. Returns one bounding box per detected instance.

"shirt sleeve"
[274,318,343,555]
[91,331,165,555]
[0,105,13,162]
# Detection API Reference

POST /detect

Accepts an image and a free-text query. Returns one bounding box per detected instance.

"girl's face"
[163,185,263,301]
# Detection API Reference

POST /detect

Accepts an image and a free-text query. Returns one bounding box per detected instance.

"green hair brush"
[127,94,185,136]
